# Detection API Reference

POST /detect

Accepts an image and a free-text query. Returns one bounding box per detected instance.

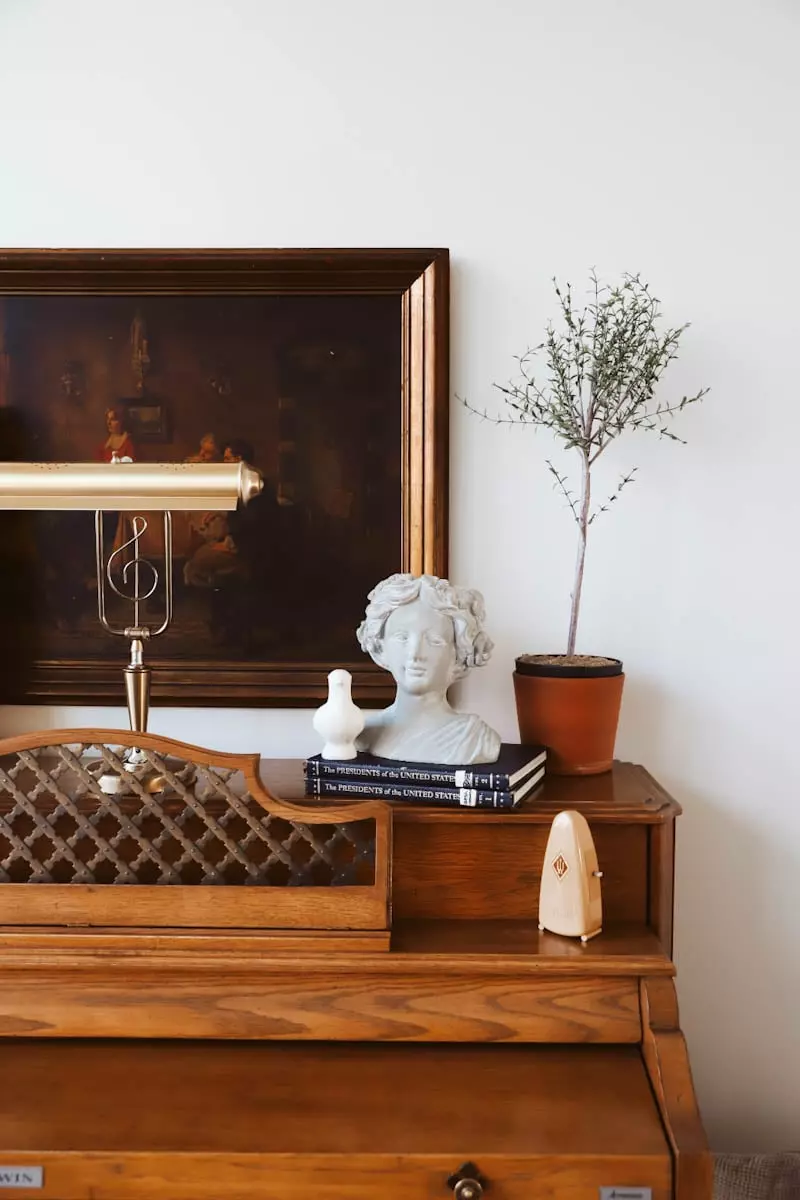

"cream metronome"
[538,810,603,942]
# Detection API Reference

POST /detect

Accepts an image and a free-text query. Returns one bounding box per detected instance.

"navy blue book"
[303,742,546,791]
[304,766,546,810]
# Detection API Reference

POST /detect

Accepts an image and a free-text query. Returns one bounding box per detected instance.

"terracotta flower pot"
[513,655,625,776]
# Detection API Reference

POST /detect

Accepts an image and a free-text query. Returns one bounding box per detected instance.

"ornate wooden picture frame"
[0,248,449,707]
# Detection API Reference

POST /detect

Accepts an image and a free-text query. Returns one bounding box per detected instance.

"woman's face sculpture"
[381,599,457,697]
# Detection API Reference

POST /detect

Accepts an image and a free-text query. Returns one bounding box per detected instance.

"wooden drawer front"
[0,1042,671,1199]
[0,1152,672,1199]
[0,972,641,1042]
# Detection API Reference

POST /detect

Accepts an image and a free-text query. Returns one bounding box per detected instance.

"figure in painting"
[182,510,238,588]
[184,432,221,463]
[183,438,255,589]
[97,406,136,463]
[356,573,501,765]
[222,438,254,466]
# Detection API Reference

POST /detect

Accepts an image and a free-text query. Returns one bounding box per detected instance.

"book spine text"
[303,761,511,789]
[304,778,518,809]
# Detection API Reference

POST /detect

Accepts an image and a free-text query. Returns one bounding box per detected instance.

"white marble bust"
[355,573,501,765]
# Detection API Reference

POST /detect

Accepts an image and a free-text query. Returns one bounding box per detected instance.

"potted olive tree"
[464,272,708,774]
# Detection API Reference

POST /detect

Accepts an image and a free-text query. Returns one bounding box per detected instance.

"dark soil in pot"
[515,654,623,679]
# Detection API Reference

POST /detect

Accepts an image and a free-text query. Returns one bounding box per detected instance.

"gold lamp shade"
[0,461,263,511]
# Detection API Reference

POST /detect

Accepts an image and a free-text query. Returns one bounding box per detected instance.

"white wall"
[1,0,798,1152]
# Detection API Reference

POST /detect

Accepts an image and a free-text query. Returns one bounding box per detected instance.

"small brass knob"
[447,1162,487,1198]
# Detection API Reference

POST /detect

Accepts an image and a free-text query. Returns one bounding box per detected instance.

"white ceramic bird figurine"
[313,668,365,760]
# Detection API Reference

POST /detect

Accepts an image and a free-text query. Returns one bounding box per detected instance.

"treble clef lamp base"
[90,508,172,795]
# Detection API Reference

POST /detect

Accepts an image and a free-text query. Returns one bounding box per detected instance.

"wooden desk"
[0,754,711,1199]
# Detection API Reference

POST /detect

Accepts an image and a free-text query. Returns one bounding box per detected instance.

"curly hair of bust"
[357,573,494,678]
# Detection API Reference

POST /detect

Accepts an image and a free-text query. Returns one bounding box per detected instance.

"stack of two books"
[303,743,547,810]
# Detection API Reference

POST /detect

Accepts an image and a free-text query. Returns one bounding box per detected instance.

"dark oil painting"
[0,293,402,702]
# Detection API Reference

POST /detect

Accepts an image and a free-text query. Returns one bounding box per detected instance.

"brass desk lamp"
[0,460,262,787]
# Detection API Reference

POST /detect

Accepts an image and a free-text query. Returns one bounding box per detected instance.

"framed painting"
[0,249,449,706]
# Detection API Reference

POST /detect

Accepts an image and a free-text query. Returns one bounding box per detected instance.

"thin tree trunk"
[567,453,591,655]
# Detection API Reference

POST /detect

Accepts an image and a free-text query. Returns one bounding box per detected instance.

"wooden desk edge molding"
[0,731,711,1199]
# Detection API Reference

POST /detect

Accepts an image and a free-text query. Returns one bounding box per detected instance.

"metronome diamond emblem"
[552,853,569,880]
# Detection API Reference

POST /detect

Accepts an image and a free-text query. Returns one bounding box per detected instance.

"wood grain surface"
[0,1153,672,1200]
[0,969,641,1042]
[0,1042,671,1198]
[390,917,671,969]
[0,917,668,970]
[0,919,669,1039]
[0,882,389,929]
[392,820,648,921]
[641,977,712,1200]
[0,925,390,955]
[0,1040,669,1152]
[0,248,447,294]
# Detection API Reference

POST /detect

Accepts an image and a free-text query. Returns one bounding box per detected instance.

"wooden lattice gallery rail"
[0,729,390,930]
